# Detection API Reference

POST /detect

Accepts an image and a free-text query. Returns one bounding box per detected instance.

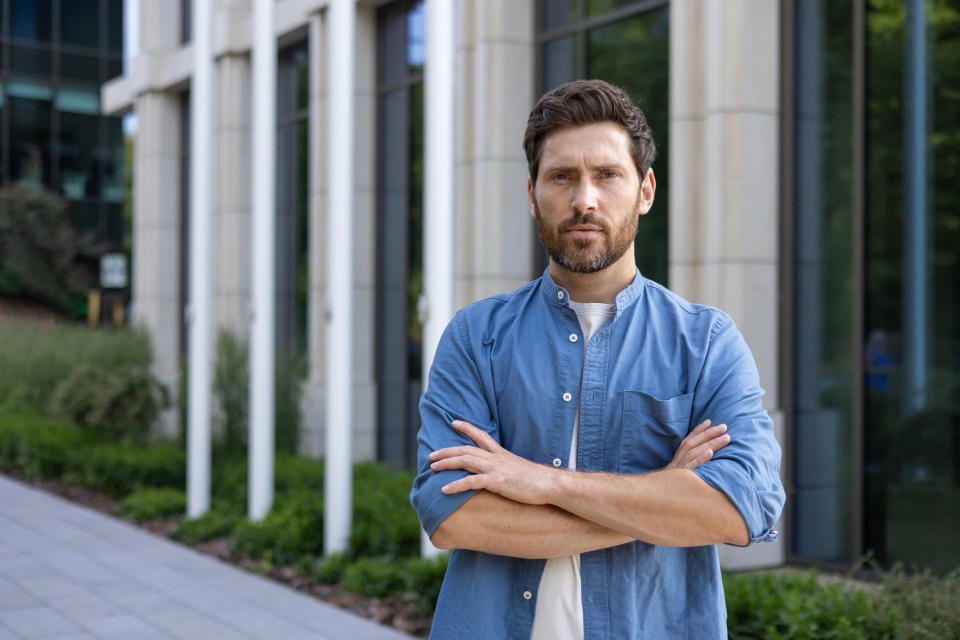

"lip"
[563,226,603,237]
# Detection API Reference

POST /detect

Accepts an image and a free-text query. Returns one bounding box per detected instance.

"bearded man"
[410,79,784,640]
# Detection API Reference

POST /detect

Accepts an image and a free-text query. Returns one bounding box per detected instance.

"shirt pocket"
[619,390,695,472]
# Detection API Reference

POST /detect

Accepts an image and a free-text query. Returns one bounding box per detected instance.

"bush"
[72,442,185,497]
[0,184,98,315]
[119,488,186,522]
[724,570,898,639]
[231,494,325,565]
[342,557,408,598]
[174,509,243,544]
[349,463,420,559]
[52,365,170,443]
[213,330,248,451]
[877,565,960,639]
[0,322,153,414]
[0,413,89,478]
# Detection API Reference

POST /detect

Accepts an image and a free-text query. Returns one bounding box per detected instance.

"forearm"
[431,490,634,559]
[549,468,749,547]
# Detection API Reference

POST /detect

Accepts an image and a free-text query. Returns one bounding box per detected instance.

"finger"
[679,422,727,452]
[451,420,502,452]
[682,433,730,465]
[441,474,489,494]
[429,445,488,462]
[690,418,712,435]
[430,454,492,474]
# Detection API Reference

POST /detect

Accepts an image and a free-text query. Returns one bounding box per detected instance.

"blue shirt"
[411,269,785,640]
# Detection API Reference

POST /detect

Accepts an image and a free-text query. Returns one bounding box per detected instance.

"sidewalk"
[0,475,416,640]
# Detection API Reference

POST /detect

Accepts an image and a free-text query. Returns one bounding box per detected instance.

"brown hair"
[523,79,657,185]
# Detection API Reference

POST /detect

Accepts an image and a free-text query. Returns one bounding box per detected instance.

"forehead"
[539,121,633,169]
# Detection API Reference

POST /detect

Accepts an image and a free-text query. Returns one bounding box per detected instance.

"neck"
[549,252,637,304]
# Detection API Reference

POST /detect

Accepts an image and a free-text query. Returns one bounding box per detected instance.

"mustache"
[559,213,608,232]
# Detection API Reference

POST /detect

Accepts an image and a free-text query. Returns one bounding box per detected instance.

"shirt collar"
[539,267,647,312]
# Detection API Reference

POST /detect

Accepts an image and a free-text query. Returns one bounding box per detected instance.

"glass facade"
[0,0,126,248]
[791,0,960,572]
[537,0,670,285]
[375,0,425,469]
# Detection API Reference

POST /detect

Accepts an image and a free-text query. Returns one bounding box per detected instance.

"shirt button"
[523,590,532,600]
[557,291,565,300]
[552,458,562,467]
[568,333,578,343]
[562,392,572,402]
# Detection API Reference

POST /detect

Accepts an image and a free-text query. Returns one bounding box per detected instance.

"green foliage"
[0,322,154,414]
[52,366,170,443]
[0,185,98,315]
[338,554,449,613]
[173,509,242,544]
[0,413,90,478]
[69,442,185,497]
[724,571,898,639]
[876,565,960,639]
[349,463,420,559]
[311,553,351,585]
[342,557,408,598]
[403,554,450,614]
[213,330,249,451]
[212,330,304,453]
[231,493,325,565]
[119,488,186,522]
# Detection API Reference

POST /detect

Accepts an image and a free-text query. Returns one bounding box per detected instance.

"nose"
[572,178,598,214]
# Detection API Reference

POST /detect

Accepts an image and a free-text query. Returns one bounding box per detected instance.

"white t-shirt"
[531,301,616,640]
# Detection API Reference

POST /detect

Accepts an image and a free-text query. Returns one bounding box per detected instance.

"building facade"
[0,0,126,248]
[104,0,959,572]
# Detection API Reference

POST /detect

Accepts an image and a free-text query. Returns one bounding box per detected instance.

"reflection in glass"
[10,45,52,76]
[541,36,577,93]
[587,0,650,17]
[792,0,854,565]
[864,0,960,573]
[9,95,52,186]
[61,52,102,84]
[541,0,579,32]
[10,0,52,42]
[61,0,101,50]
[587,8,669,285]
[108,0,124,54]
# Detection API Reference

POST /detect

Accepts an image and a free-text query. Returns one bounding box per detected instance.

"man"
[410,79,784,639]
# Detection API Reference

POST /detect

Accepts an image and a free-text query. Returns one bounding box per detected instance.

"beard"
[534,194,641,274]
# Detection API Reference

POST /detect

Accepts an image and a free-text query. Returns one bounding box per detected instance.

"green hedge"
[3,411,960,635]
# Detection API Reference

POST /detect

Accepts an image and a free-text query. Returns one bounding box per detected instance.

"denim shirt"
[410,269,785,640]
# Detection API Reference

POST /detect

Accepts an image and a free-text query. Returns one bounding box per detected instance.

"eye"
[551,172,571,183]
[600,170,619,179]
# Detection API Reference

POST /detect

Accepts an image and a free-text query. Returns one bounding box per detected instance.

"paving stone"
[15,575,86,600]
[0,607,79,637]
[0,623,20,640]
[46,591,124,624]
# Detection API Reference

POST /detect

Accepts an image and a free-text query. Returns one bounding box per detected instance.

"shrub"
[342,557,408,598]
[52,366,170,443]
[349,463,420,559]
[404,554,449,613]
[877,565,960,639]
[724,570,898,639]
[0,184,98,315]
[73,443,185,496]
[231,494,325,565]
[311,553,352,585]
[0,413,89,478]
[119,488,186,522]
[213,330,248,451]
[0,322,153,414]
[174,509,243,544]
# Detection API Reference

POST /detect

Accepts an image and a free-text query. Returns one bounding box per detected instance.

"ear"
[637,169,656,216]
[527,177,536,220]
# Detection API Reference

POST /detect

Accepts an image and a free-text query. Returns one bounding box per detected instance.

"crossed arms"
[428,418,749,559]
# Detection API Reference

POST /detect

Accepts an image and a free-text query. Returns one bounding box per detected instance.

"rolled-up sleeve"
[410,312,499,537]
[690,316,785,543]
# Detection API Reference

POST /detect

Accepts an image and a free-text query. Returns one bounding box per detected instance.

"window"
[376,0,425,469]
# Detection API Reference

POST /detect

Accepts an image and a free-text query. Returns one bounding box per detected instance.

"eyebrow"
[543,162,627,174]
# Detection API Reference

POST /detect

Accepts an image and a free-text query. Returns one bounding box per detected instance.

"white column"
[187,0,214,519]
[324,0,356,556]
[420,0,456,558]
[249,0,277,521]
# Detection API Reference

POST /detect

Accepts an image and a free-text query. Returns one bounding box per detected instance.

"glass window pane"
[407,1,425,74]
[541,36,577,93]
[11,0,52,43]
[864,0,960,573]
[587,0,646,18]
[58,111,100,200]
[61,0,100,50]
[541,0,580,32]
[587,8,669,285]
[61,52,101,84]
[10,45,52,76]
[107,58,123,81]
[108,0,124,54]
[791,0,854,565]
[68,200,98,236]
[56,87,100,115]
[103,116,125,203]
[378,1,407,85]
[10,96,52,187]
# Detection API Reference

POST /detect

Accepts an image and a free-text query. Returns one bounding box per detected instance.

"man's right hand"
[666,419,729,471]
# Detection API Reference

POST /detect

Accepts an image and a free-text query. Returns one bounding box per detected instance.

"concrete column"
[421,0,456,557]
[131,91,182,440]
[324,0,356,556]
[187,0,215,518]
[455,0,536,307]
[669,0,783,569]
[249,0,277,521]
